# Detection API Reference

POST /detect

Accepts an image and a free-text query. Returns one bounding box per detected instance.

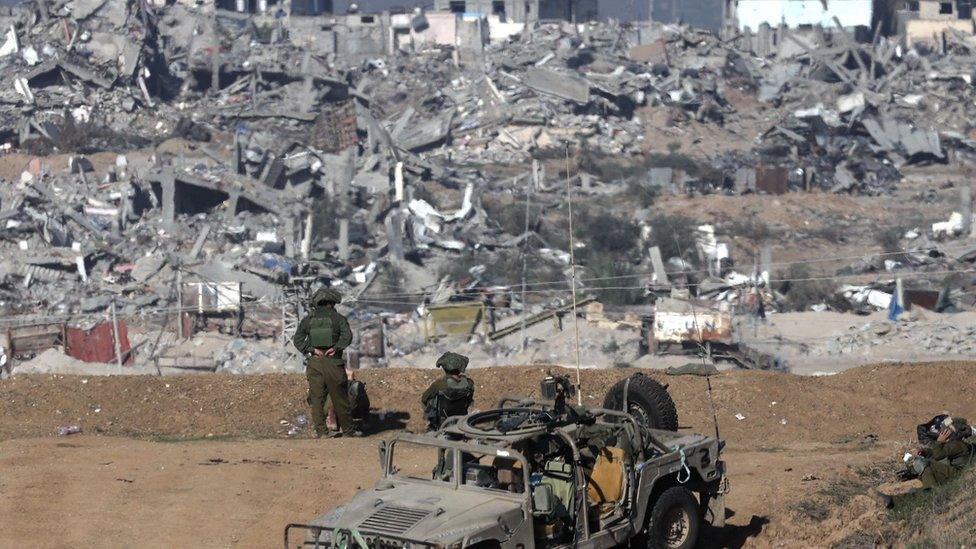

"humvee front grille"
[359,505,431,535]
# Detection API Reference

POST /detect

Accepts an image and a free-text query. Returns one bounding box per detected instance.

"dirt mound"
[2,361,974,443]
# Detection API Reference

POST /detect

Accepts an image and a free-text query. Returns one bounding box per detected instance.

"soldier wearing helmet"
[421,352,475,431]
[293,288,359,437]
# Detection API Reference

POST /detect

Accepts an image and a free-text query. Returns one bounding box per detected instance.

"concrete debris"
[815,319,976,357]
[0,0,975,375]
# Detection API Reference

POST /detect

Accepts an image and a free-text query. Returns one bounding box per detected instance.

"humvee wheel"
[647,486,700,549]
[603,374,678,431]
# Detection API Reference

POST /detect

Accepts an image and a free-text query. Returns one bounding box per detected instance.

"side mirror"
[378,441,388,473]
[532,483,555,516]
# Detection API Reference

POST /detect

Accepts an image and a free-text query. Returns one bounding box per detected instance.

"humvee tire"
[603,374,678,431]
[646,486,700,549]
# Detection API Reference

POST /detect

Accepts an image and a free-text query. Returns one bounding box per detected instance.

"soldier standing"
[293,288,361,438]
[421,352,474,430]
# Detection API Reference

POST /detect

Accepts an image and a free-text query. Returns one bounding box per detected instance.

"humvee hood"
[312,482,525,545]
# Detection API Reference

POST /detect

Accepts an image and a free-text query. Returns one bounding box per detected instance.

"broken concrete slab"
[522,68,591,104]
[629,39,669,65]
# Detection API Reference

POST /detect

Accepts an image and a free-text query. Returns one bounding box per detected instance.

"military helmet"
[436,351,469,374]
[311,287,342,306]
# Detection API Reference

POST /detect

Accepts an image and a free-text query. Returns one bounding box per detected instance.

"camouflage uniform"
[888,439,974,508]
[293,288,354,436]
[422,352,474,429]
[916,439,972,488]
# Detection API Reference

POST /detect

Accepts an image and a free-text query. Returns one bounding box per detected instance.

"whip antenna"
[565,146,583,405]
[671,235,721,441]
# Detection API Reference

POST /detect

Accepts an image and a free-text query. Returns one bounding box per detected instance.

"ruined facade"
[898,0,976,45]
[432,0,597,23]
[649,0,728,35]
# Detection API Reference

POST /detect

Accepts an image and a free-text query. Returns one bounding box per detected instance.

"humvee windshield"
[388,440,532,496]
[390,441,455,483]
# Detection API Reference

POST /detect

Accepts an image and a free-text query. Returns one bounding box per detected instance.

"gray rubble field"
[0,1,975,377]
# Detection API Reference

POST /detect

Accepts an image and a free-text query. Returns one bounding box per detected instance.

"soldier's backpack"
[348,380,371,423]
[308,313,339,349]
[426,376,474,430]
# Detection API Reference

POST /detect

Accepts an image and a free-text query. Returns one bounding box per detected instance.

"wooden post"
[110,300,123,373]
[176,269,184,340]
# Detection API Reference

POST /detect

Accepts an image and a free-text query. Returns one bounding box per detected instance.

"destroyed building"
[898,0,976,45]
[649,0,728,35]
[0,0,975,376]
[433,0,599,22]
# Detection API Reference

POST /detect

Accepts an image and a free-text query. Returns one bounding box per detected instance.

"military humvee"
[286,373,727,549]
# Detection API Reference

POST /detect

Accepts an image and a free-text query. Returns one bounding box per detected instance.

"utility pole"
[520,168,532,352]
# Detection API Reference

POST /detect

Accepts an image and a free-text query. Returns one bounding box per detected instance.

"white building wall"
[735,0,872,31]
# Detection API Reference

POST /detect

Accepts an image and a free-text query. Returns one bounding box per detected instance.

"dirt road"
[2,361,974,547]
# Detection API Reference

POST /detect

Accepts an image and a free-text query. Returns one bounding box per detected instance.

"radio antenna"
[565,146,583,406]
[672,235,721,442]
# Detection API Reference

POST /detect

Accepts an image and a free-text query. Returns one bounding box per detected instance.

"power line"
[3,244,972,325]
[350,267,976,306]
[352,241,976,300]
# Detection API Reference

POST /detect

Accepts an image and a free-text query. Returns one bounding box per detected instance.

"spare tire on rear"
[603,373,678,431]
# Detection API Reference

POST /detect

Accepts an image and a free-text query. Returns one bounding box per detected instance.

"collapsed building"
[0,0,975,374]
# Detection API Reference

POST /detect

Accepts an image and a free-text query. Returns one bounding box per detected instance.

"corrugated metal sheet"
[736,0,872,31]
[424,302,486,341]
[66,321,132,365]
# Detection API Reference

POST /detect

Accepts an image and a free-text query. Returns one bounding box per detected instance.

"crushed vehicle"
[285,373,728,549]
[648,298,781,370]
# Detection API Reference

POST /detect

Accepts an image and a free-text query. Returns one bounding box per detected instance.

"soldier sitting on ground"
[421,352,474,431]
[875,416,975,509]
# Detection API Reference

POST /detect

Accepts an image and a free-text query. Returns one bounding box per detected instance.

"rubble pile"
[814,318,976,357]
[1,0,976,355]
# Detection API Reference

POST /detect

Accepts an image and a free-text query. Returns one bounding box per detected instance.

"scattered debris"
[57,425,82,436]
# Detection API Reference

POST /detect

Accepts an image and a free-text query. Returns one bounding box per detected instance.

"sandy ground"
[2,362,975,547]
[0,436,896,548]
[4,362,976,441]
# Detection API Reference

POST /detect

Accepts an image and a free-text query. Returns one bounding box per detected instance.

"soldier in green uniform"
[421,352,474,431]
[876,423,974,508]
[293,288,360,438]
